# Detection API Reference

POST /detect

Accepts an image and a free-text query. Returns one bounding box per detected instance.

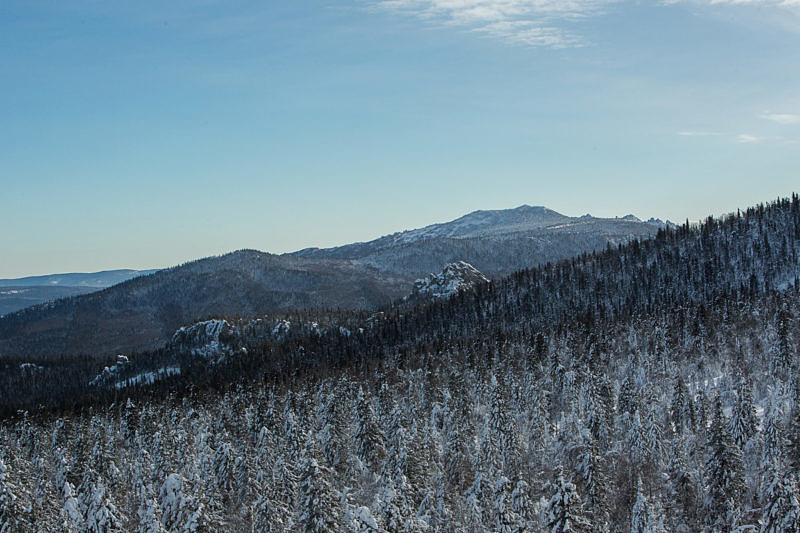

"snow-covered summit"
[618,215,677,230]
[640,217,678,230]
[390,205,569,244]
[409,261,489,300]
[294,205,665,266]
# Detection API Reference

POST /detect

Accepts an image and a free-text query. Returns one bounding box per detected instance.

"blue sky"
[1,0,798,277]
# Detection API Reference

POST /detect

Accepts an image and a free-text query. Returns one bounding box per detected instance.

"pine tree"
[443,404,474,495]
[705,396,745,531]
[545,468,590,533]
[383,402,407,480]
[297,442,340,533]
[404,420,434,497]
[352,506,380,532]
[212,442,234,494]
[253,474,288,533]
[317,391,347,471]
[642,403,665,473]
[618,374,638,415]
[158,474,201,533]
[574,432,610,532]
[0,456,30,533]
[762,395,785,463]
[628,407,663,478]
[491,475,517,533]
[84,480,121,533]
[136,483,165,533]
[630,477,653,533]
[671,376,694,434]
[772,304,795,379]
[354,387,386,468]
[760,461,800,533]
[487,374,517,472]
[510,476,533,532]
[666,439,700,532]
[696,389,710,432]
[375,479,406,533]
[414,487,436,529]
[61,481,84,533]
[788,379,800,477]
[464,471,486,529]
[431,471,449,529]
[728,378,759,449]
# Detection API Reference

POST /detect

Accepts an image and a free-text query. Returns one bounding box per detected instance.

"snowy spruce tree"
[159,474,201,533]
[630,476,663,533]
[85,481,121,533]
[491,475,518,533]
[705,396,746,531]
[760,460,800,533]
[0,456,30,532]
[546,468,590,533]
[354,387,386,469]
[297,438,340,532]
[136,482,165,533]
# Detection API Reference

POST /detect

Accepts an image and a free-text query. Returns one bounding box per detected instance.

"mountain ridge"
[0,204,662,357]
[290,206,661,277]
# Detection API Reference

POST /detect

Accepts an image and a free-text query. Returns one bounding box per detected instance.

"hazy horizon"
[2,196,794,279]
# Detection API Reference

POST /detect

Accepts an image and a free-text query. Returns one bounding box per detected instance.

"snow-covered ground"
[114,367,181,389]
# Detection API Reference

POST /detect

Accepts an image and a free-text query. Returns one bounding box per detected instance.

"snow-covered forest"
[1,196,800,532]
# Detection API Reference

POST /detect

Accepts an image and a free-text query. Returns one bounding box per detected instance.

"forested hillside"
[0,206,658,359]
[0,196,799,532]
[0,252,411,358]
[0,270,158,316]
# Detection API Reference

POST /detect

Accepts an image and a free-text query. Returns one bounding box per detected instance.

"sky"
[1,0,799,278]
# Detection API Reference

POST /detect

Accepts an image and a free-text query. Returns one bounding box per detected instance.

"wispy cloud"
[737,133,764,143]
[375,0,800,47]
[760,112,800,124]
[374,0,616,48]
[678,130,796,145]
[677,130,724,136]
[735,133,800,144]
[684,0,800,6]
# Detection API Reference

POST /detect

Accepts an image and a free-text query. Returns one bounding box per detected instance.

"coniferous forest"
[2,195,800,532]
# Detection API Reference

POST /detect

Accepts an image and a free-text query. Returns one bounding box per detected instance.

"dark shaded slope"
[0,250,409,357]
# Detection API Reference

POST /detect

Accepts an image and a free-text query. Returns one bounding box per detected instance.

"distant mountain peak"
[643,217,678,230]
[366,204,573,247]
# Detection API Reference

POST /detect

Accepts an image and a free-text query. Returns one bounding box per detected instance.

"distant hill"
[0,206,662,357]
[0,286,99,316]
[0,269,159,288]
[0,269,158,316]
